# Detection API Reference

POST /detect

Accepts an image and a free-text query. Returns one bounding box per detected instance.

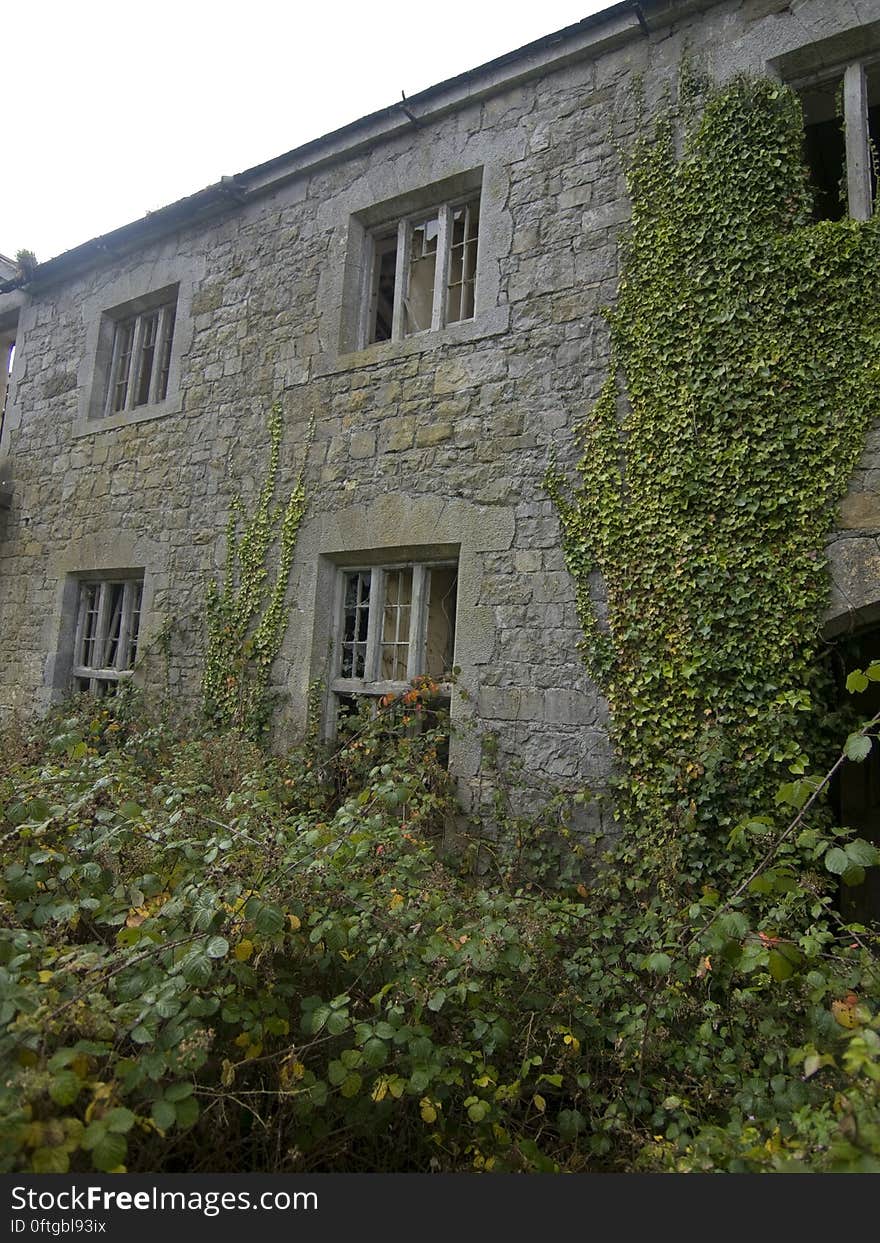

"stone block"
[349,432,376,460]
[416,422,453,447]
[839,491,880,529]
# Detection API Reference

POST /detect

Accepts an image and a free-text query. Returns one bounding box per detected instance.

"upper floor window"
[798,61,879,221]
[73,575,143,695]
[105,295,177,416]
[331,559,458,708]
[365,196,480,345]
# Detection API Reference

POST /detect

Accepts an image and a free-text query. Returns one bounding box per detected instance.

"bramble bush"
[0,675,878,1174]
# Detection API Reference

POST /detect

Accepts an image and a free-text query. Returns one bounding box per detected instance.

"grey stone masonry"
[3,0,880,830]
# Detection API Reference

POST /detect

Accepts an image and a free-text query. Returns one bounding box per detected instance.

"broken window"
[365,197,480,345]
[331,560,458,714]
[72,576,143,695]
[105,297,176,416]
[798,61,879,221]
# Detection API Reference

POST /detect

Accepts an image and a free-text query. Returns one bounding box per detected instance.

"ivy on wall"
[547,77,880,865]
[202,401,313,738]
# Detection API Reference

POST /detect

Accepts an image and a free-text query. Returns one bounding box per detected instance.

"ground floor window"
[329,559,458,722]
[72,576,143,695]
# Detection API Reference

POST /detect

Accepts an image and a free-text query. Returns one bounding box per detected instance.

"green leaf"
[844,733,872,763]
[427,990,446,1012]
[206,936,230,959]
[558,1109,586,1140]
[362,1038,388,1068]
[49,1070,82,1107]
[824,847,850,875]
[104,1107,136,1134]
[175,1096,200,1128]
[151,1100,176,1130]
[32,1146,70,1173]
[845,838,879,868]
[253,903,285,935]
[326,1011,349,1036]
[644,952,672,974]
[164,1081,194,1102]
[81,1121,107,1151]
[92,1131,127,1172]
[846,670,870,694]
[768,949,794,982]
[340,1073,362,1099]
[182,954,213,987]
[841,865,866,887]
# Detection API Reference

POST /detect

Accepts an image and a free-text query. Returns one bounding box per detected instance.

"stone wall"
[2,0,880,826]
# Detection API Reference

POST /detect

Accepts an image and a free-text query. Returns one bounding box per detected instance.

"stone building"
[1,0,879,826]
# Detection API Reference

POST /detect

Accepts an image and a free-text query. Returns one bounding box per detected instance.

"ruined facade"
[2,0,880,825]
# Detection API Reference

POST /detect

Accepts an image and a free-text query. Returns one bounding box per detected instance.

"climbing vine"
[202,401,313,738]
[547,77,880,867]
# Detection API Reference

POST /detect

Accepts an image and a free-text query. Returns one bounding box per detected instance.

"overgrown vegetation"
[2,77,880,1174]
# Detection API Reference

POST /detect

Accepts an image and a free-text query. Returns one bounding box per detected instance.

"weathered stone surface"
[839,491,880,530]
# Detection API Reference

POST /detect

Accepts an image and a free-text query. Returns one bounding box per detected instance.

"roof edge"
[3,1,668,294]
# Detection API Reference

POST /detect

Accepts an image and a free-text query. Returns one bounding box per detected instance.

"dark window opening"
[801,78,846,221]
[799,67,880,221]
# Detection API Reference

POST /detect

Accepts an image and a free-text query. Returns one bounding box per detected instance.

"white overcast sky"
[3,0,612,265]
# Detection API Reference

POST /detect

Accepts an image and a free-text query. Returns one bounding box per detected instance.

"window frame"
[359,194,480,348]
[793,56,879,221]
[72,575,144,695]
[104,298,177,418]
[330,558,459,704]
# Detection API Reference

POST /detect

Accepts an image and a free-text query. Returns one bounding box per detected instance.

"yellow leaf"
[831,999,860,1029]
[420,1098,437,1123]
[38,970,54,983]
[221,1059,236,1087]
[532,1093,546,1113]
[288,915,301,932]
[372,1079,388,1103]
[389,891,404,912]
[234,940,254,962]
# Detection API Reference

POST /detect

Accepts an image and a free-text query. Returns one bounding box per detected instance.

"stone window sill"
[71,396,181,438]
[314,305,510,380]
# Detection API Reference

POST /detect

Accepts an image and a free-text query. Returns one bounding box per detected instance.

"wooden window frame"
[795,57,878,220]
[104,299,177,417]
[361,196,480,347]
[330,560,458,705]
[72,576,144,695]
